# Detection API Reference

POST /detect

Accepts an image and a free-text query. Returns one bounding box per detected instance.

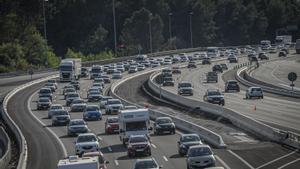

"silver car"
[186,145,216,169]
[246,87,263,99]
[132,158,161,169]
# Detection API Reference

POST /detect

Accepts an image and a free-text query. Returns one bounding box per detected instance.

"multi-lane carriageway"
[4,51,300,169]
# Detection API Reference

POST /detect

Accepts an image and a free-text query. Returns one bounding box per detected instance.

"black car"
[162,77,175,86]
[177,134,203,156]
[154,117,175,135]
[203,89,225,106]
[258,54,269,60]
[212,65,223,73]
[225,80,240,92]
[202,58,211,65]
[187,61,197,68]
[278,51,287,57]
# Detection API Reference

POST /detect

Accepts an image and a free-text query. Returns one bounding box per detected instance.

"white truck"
[59,58,81,82]
[296,39,300,54]
[57,156,99,169]
[275,35,292,47]
[119,108,151,146]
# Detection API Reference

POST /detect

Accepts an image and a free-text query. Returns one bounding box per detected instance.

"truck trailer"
[59,58,81,82]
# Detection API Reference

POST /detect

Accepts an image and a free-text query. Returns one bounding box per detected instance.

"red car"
[105,116,119,134]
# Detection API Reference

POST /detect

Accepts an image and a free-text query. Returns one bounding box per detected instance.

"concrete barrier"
[0,127,11,169]
[110,68,226,148]
[1,74,59,169]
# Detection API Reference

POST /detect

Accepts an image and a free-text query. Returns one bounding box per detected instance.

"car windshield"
[108,118,118,123]
[135,160,157,169]
[68,93,79,97]
[208,91,221,96]
[86,106,99,111]
[188,147,212,157]
[182,135,200,142]
[72,100,84,104]
[40,89,51,93]
[70,120,85,126]
[50,105,62,110]
[90,91,101,95]
[66,89,75,92]
[156,118,172,124]
[53,110,68,116]
[129,136,147,143]
[180,83,192,88]
[252,88,262,92]
[77,135,97,143]
[108,100,121,105]
[39,99,49,102]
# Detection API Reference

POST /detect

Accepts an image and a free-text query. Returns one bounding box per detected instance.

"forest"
[0,0,299,72]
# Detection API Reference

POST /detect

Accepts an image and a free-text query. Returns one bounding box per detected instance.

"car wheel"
[261,96,264,99]
[148,150,152,156]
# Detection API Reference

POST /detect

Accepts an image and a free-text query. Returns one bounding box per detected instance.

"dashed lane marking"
[277,158,300,169]
[163,156,168,162]
[151,143,157,149]
[98,136,103,141]
[256,150,298,169]
[215,155,231,169]
[227,150,254,169]
[114,160,119,166]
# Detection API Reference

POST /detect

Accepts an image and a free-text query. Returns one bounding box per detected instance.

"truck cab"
[119,109,151,146]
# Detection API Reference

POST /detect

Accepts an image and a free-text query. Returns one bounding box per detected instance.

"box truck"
[59,58,81,82]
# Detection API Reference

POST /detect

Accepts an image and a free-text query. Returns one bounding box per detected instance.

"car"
[172,57,180,63]
[36,97,52,110]
[132,158,161,169]
[225,80,240,92]
[47,79,58,89]
[179,53,188,62]
[154,117,175,135]
[70,103,87,112]
[48,104,64,118]
[127,135,151,157]
[202,57,211,65]
[105,99,123,114]
[105,116,119,134]
[93,77,104,84]
[162,69,172,78]
[81,67,89,77]
[112,71,122,79]
[186,145,216,168]
[99,96,113,109]
[162,77,175,86]
[44,83,56,92]
[137,64,146,71]
[63,88,76,99]
[227,54,238,63]
[163,59,172,65]
[82,152,109,169]
[67,119,89,137]
[106,68,116,74]
[100,75,111,83]
[116,65,125,72]
[38,87,53,101]
[281,48,289,54]
[246,87,263,99]
[249,55,258,62]
[206,72,218,83]
[128,66,138,73]
[52,109,70,126]
[187,61,197,68]
[70,81,80,90]
[70,98,85,107]
[66,92,80,106]
[269,46,277,53]
[88,90,102,102]
[92,83,104,91]
[178,81,193,96]
[278,51,287,57]
[220,63,228,71]
[75,133,100,156]
[258,53,269,60]
[178,134,203,156]
[212,65,223,73]
[83,105,102,121]
[172,67,181,74]
[203,89,225,106]
[151,61,160,68]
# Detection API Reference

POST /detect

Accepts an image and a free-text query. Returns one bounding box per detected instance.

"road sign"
[288,72,297,82]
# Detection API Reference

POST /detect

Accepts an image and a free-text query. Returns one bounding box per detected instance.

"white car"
[48,104,64,118]
[75,133,100,156]
[112,71,122,79]
[105,99,123,114]
[246,87,263,99]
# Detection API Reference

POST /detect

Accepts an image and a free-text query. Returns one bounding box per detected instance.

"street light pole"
[149,13,153,54]
[42,0,48,42]
[112,0,117,54]
[168,13,172,40]
[189,12,193,48]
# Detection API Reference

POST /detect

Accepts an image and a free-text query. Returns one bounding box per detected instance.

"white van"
[57,156,99,169]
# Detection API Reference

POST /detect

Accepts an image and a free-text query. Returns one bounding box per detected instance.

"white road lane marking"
[114,160,119,166]
[163,156,168,162]
[277,158,300,169]
[108,146,112,152]
[227,150,254,169]
[256,150,298,169]
[151,143,157,149]
[215,155,231,169]
[97,136,103,141]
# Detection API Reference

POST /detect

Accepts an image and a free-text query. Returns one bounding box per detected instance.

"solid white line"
[256,150,298,169]
[151,143,157,149]
[108,146,112,152]
[163,155,168,162]
[215,155,231,169]
[28,91,68,157]
[114,160,119,166]
[227,150,254,169]
[277,158,300,169]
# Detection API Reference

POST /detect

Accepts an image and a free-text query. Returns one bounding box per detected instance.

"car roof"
[181,133,199,137]
[129,134,147,138]
[78,133,95,137]
[70,119,85,122]
[189,144,211,149]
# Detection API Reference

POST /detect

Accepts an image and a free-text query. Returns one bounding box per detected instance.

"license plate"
[136,149,143,152]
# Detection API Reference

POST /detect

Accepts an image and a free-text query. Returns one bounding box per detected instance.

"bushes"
[65,48,114,62]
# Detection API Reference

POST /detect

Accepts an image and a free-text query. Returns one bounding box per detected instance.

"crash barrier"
[110,69,226,148]
[1,74,59,169]
[236,65,300,99]
[148,71,300,149]
[0,127,11,169]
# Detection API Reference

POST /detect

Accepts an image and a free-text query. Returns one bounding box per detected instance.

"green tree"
[81,24,108,54]
[0,42,25,70]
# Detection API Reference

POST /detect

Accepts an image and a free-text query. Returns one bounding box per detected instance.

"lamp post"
[168,12,173,40]
[149,13,153,54]
[112,0,117,54]
[42,0,48,42]
[189,12,193,48]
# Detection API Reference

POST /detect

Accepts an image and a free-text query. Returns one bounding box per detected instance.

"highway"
[4,52,300,169]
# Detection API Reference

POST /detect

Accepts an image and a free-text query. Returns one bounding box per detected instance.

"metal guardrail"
[0,127,11,169]
[149,71,300,149]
